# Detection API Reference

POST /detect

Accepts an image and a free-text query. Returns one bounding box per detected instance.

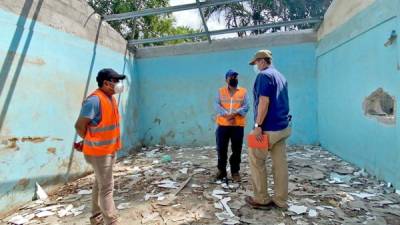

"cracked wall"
[317,0,400,189]
[363,88,396,125]
[0,0,139,217]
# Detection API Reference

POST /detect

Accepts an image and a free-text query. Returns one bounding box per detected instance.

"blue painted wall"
[317,0,400,187]
[0,8,139,214]
[135,43,318,146]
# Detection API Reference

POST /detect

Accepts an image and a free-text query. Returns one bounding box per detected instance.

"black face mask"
[229,78,238,88]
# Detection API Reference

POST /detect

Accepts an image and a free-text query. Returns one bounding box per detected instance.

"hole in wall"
[363,88,396,124]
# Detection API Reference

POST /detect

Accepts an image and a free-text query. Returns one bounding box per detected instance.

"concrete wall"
[317,0,376,40]
[317,0,400,187]
[0,0,139,216]
[135,30,318,146]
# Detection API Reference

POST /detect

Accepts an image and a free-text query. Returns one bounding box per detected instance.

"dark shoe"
[273,200,288,210]
[231,173,241,182]
[90,213,104,225]
[214,170,227,180]
[245,196,275,210]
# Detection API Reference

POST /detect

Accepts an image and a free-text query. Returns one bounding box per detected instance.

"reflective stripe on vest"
[84,137,119,147]
[216,87,247,126]
[88,124,120,133]
[83,89,121,156]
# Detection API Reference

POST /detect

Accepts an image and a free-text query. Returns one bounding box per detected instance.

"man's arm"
[255,96,269,125]
[214,92,229,116]
[75,117,91,138]
[253,74,273,141]
[253,96,269,141]
[235,93,250,116]
[75,96,99,139]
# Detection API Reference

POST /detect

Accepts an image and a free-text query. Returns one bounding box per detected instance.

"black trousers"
[216,126,244,174]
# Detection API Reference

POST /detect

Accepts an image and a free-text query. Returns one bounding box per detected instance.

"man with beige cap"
[245,50,292,209]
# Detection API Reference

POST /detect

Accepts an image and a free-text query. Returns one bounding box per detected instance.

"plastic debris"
[179,168,188,174]
[288,205,308,215]
[144,192,165,201]
[6,145,400,225]
[194,168,206,173]
[117,202,133,210]
[161,154,172,163]
[8,215,29,225]
[156,179,178,189]
[215,212,232,221]
[329,172,352,184]
[220,197,235,217]
[308,209,318,217]
[70,205,85,216]
[214,202,224,209]
[77,189,92,195]
[57,204,73,218]
[350,192,376,199]
[212,189,229,200]
[33,182,48,201]
[36,211,55,218]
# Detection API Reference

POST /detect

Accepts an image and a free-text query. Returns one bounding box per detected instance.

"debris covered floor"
[3,145,400,225]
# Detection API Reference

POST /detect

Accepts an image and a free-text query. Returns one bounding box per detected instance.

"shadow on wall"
[0,0,44,131]
[65,18,103,183]
[119,49,142,157]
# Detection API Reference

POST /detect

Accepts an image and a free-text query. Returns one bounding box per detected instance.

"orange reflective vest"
[216,87,247,126]
[83,89,121,156]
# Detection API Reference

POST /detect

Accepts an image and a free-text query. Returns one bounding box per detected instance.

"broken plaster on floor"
[3,145,400,225]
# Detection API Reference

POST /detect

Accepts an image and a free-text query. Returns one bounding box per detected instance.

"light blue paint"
[0,8,139,214]
[135,43,318,146]
[317,0,400,188]
[1,0,400,217]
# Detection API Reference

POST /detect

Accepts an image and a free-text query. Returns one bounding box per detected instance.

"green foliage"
[87,0,330,44]
[87,0,203,46]
[203,0,332,36]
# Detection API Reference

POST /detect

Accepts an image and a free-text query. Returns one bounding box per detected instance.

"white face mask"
[114,81,124,94]
[253,65,260,74]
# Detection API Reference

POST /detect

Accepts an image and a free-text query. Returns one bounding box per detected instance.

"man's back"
[253,65,290,131]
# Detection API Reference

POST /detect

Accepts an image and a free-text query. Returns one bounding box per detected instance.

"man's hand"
[73,141,83,152]
[252,127,263,142]
[75,117,91,138]
[225,113,236,124]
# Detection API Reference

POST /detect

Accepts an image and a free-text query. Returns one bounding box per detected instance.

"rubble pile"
[3,145,400,225]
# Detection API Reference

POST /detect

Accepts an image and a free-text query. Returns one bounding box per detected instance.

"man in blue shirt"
[245,50,292,210]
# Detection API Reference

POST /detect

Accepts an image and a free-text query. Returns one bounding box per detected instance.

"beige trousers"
[248,127,291,207]
[85,154,118,225]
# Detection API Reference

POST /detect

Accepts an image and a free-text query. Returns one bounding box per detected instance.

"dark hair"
[262,57,271,65]
[97,80,104,88]
[97,79,111,88]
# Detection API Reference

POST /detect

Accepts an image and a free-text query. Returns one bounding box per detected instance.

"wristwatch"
[254,123,260,128]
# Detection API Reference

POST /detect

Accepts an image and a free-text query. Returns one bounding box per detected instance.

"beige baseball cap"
[249,49,273,65]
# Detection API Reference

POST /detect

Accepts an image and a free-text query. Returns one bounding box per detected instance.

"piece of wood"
[173,175,193,196]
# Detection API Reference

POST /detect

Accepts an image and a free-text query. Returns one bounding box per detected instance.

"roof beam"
[103,0,247,22]
[128,17,322,46]
[196,0,211,43]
